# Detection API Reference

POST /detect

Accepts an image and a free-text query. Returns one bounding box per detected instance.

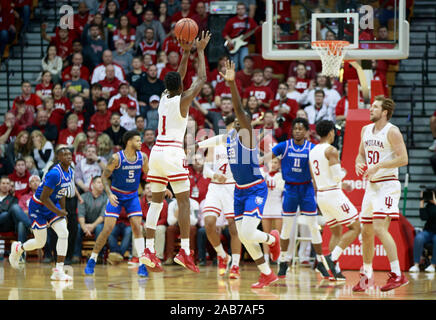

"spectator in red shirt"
[73,1,90,38]
[271,83,299,141]
[140,182,168,260]
[41,24,74,61]
[126,0,145,28]
[35,71,54,101]
[112,14,136,53]
[58,113,83,146]
[287,60,317,80]
[191,1,209,33]
[188,154,211,205]
[11,97,34,129]
[222,2,257,71]
[108,82,139,115]
[214,70,243,109]
[137,27,159,64]
[90,98,112,134]
[161,23,182,56]
[209,55,227,89]
[294,62,312,94]
[263,66,279,95]
[373,25,399,77]
[98,64,123,99]
[372,60,389,97]
[141,128,155,159]
[62,52,91,83]
[159,51,180,80]
[18,174,40,215]
[0,112,23,145]
[50,83,72,132]
[242,69,274,110]
[8,158,31,200]
[0,1,16,59]
[196,82,217,111]
[171,0,194,23]
[13,81,43,111]
[235,55,254,92]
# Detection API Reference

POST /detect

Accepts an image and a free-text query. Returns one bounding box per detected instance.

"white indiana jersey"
[363,122,398,181]
[211,145,235,183]
[264,170,285,204]
[155,92,188,148]
[309,143,339,190]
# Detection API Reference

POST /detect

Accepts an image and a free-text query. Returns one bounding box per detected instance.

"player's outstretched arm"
[220,59,253,148]
[40,186,67,217]
[180,31,211,118]
[177,40,194,82]
[103,153,120,206]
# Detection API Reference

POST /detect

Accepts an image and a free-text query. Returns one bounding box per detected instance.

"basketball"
[174,18,198,43]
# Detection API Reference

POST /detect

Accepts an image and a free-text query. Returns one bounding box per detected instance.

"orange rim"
[312,40,350,55]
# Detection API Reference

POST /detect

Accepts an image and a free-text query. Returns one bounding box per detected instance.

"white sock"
[258,262,272,275]
[264,254,270,263]
[214,244,226,259]
[390,260,401,277]
[90,252,98,261]
[331,246,343,262]
[56,262,64,272]
[181,238,190,255]
[146,238,155,253]
[279,251,287,262]
[231,254,240,267]
[335,261,341,273]
[134,238,145,259]
[364,263,373,278]
[316,254,324,262]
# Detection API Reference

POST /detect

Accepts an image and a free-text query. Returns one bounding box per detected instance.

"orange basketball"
[174,18,198,43]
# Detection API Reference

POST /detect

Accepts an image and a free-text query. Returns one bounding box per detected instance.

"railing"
[421,26,430,115]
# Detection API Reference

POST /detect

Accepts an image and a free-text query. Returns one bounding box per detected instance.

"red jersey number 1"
[161,115,166,135]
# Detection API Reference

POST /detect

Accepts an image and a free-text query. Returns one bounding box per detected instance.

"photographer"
[409,190,436,273]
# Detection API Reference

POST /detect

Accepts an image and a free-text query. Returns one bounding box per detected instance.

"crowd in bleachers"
[0,0,413,266]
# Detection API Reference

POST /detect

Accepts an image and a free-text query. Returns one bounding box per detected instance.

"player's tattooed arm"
[102,153,119,198]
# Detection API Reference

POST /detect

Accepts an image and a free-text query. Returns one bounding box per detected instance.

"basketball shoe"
[218,254,231,276]
[268,230,280,262]
[229,265,241,279]
[137,264,149,277]
[140,248,163,272]
[315,259,332,279]
[174,249,200,273]
[325,254,346,281]
[352,273,375,292]
[84,258,96,275]
[251,271,278,289]
[380,272,409,291]
[278,261,288,278]
[9,241,23,270]
[51,268,73,281]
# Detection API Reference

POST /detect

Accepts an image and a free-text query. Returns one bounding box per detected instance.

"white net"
[312,41,349,78]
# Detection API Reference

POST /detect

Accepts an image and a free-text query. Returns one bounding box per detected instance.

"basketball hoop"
[312,40,350,78]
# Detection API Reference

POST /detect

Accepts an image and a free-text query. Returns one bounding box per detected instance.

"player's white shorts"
[360,179,401,224]
[202,182,235,219]
[147,146,190,194]
[263,197,283,219]
[317,188,358,228]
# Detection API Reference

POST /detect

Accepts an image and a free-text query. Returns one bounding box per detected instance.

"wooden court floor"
[0,261,435,300]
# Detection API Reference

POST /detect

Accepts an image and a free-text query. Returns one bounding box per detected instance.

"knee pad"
[52,219,69,239]
[306,216,322,244]
[280,216,296,240]
[145,202,163,230]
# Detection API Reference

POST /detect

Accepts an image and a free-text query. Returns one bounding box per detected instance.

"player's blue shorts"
[282,182,317,217]
[234,180,268,221]
[28,196,64,230]
[105,188,143,219]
